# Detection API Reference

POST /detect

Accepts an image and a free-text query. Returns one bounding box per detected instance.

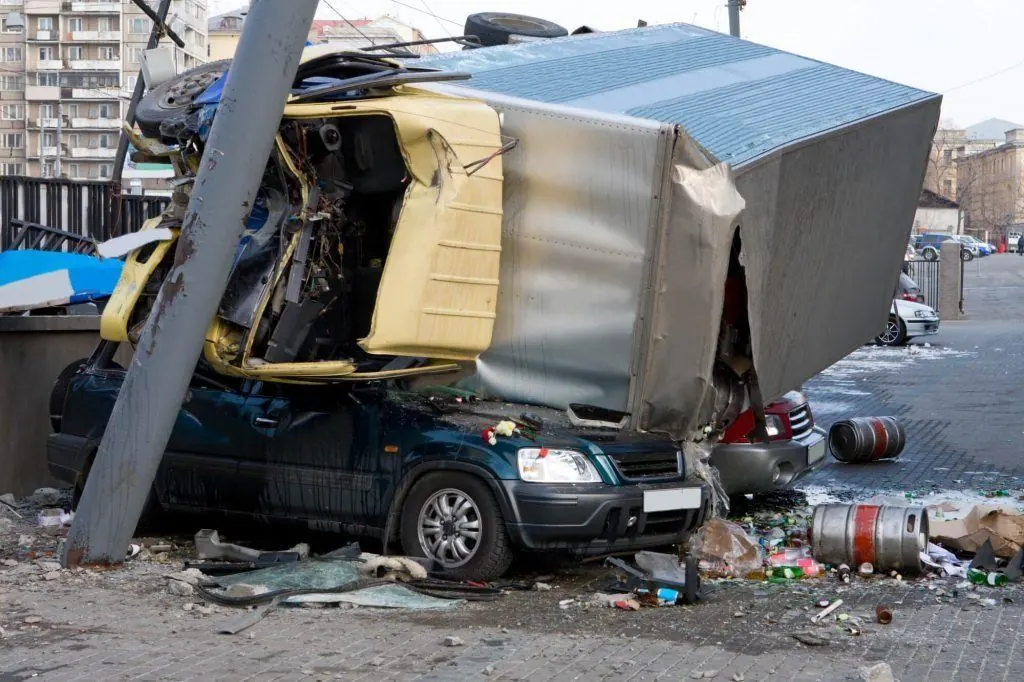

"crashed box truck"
[48,24,939,578]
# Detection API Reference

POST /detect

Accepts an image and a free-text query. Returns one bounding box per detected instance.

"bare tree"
[956,151,1024,242]
[924,119,961,200]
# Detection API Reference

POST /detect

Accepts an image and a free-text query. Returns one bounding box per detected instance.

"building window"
[67,17,84,32]
[0,75,24,90]
[38,46,55,61]
[2,47,23,62]
[125,74,137,90]
[1,163,25,176]
[97,103,111,118]
[99,164,112,179]
[67,46,84,60]
[1,104,24,120]
[98,46,116,60]
[128,47,142,63]
[943,149,952,162]
[36,72,58,86]
[67,104,79,118]
[68,164,80,179]
[98,133,111,148]
[1,15,24,33]
[943,179,953,196]
[37,17,53,31]
[41,131,56,147]
[129,17,151,34]
[68,133,80,148]
[97,16,113,32]
[1,133,23,148]
[39,103,54,118]
[40,162,54,178]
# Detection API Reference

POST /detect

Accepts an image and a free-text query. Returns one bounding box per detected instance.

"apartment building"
[0,0,207,183]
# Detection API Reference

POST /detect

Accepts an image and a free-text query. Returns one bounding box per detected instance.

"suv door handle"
[254,416,280,428]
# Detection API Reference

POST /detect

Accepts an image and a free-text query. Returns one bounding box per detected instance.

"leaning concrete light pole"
[728,0,743,38]
[61,0,318,567]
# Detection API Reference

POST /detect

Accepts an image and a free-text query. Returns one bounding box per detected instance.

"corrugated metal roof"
[420,24,938,167]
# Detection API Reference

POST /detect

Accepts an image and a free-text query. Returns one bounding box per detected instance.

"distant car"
[710,391,826,495]
[956,235,991,256]
[914,233,973,262]
[896,272,924,304]
[875,298,940,346]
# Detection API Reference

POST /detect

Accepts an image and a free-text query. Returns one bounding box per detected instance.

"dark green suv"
[47,342,711,579]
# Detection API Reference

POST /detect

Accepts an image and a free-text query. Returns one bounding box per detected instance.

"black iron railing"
[0,176,169,251]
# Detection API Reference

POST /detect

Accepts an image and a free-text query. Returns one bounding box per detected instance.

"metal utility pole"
[61,0,318,568]
[728,0,744,38]
[108,0,178,235]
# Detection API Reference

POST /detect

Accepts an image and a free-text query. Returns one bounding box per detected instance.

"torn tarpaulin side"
[0,250,123,313]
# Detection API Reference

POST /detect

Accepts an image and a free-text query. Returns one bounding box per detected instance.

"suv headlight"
[517,448,601,483]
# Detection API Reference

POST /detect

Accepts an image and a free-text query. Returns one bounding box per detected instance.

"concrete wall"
[939,241,964,320]
[0,316,101,496]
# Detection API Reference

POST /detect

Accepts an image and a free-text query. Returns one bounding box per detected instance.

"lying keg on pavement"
[828,416,906,463]
[810,504,928,574]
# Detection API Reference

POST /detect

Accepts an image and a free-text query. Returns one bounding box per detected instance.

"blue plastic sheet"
[0,250,123,312]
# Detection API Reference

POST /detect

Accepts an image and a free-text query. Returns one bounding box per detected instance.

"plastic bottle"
[837,564,852,583]
[967,568,1008,587]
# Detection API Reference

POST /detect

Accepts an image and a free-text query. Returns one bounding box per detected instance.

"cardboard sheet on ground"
[930,505,1024,558]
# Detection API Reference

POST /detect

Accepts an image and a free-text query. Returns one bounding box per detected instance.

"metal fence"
[0,176,169,252]
[905,259,939,308]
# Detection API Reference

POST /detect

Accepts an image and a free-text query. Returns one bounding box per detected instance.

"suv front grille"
[789,405,813,439]
[608,451,681,481]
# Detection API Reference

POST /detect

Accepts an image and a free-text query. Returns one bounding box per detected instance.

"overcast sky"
[208,0,1024,128]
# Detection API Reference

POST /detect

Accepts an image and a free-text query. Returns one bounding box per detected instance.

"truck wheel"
[400,472,513,581]
[875,315,907,347]
[135,60,231,139]
[464,12,568,47]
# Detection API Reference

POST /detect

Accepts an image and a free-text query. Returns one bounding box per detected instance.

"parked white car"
[875,298,940,346]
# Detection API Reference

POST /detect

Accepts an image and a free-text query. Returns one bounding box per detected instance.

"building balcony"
[27,30,57,41]
[67,59,121,70]
[24,0,59,13]
[24,85,60,101]
[35,59,63,70]
[34,117,60,128]
[66,1,119,12]
[70,116,119,129]
[70,146,116,158]
[67,30,122,42]
[26,146,60,158]
[67,87,120,99]
[0,0,25,7]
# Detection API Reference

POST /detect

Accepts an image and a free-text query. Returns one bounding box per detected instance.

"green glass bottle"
[968,568,1008,586]
[770,566,805,580]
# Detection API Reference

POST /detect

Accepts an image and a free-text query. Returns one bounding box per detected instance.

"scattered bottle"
[771,566,805,580]
[858,562,874,577]
[967,568,1008,587]
[837,564,852,583]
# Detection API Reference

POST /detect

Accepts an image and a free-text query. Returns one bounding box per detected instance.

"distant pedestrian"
[1018,237,1024,255]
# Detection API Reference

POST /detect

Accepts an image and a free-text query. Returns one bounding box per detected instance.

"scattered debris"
[875,605,893,624]
[694,518,764,578]
[791,631,830,646]
[533,582,553,591]
[859,662,895,682]
[23,616,42,625]
[443,636,465,647]
[810,599,843,623]
[167,580,195,597]
[36,508,72,528]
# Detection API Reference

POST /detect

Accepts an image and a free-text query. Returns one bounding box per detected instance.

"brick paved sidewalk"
[1,559,1023,681]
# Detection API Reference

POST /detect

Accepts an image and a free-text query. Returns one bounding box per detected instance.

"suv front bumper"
[499,479,711,555]
[710,426,827,495]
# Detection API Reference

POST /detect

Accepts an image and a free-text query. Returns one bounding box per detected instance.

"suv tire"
[400,472,513,581]
[922,247,938,261]
[960,248,973,262]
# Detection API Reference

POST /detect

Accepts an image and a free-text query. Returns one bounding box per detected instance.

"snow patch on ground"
[817,344,975,382]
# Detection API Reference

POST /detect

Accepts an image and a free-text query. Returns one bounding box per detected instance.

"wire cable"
[420,0,453,38]
[321,0,377,45]
[944,58,1024,94]
[389,0,463,28]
